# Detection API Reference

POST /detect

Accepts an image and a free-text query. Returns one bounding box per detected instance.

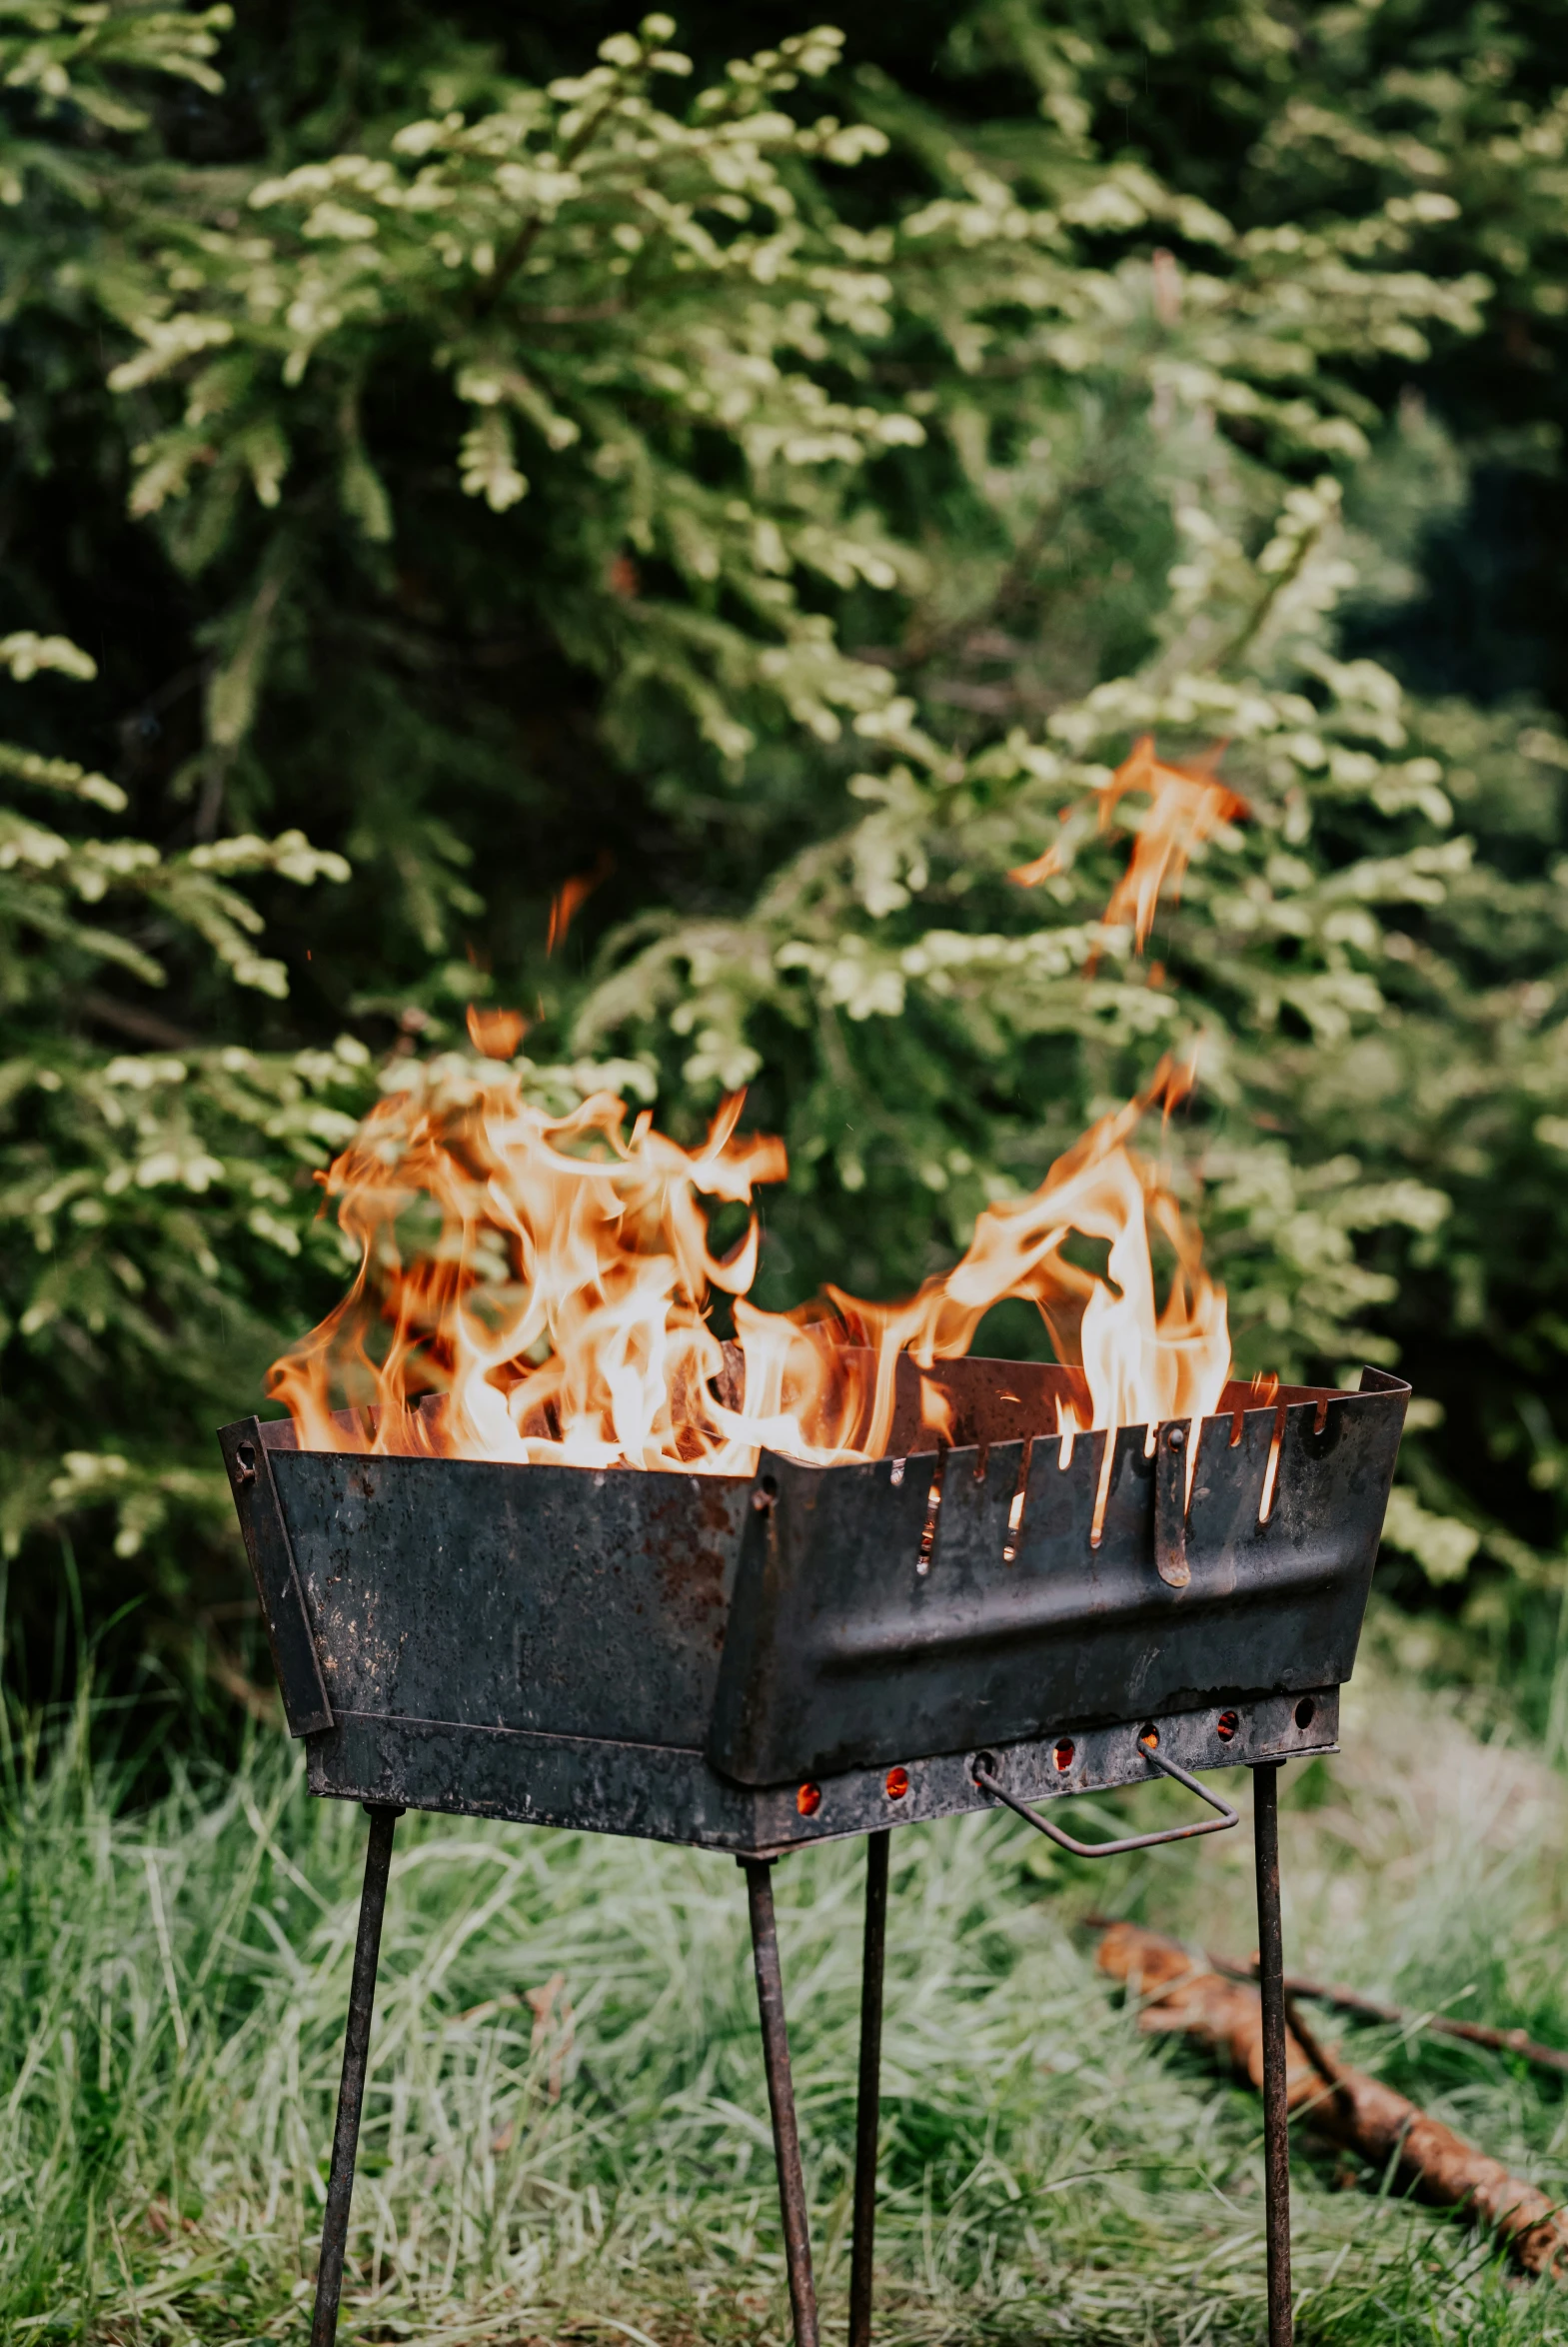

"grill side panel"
[271,1450,750,1749]
[218,1417,333,1737]
[306,1686,1338,1853]
[708,1376,1405,1786]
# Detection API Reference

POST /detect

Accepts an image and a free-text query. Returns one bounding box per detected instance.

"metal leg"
[849,1829,889,2347]
[1253,1763,1293,2347]
[743,1858,819,2347]
[312,1803,402,2347]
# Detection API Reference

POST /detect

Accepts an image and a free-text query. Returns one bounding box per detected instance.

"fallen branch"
[1096,1922,1568,2279]
[1203,1951,1568,2082]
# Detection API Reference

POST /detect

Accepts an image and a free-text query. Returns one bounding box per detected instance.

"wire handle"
[974,1736,1239,1858]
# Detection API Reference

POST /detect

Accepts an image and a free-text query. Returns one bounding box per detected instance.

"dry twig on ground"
[1096,1922,1568,2279]
[1201,1952,1568,2080]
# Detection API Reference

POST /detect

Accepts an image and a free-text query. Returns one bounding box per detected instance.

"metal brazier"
[220,1351,1407,2347]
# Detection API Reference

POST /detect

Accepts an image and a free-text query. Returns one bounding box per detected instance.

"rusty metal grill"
[220,1350,1407,2347]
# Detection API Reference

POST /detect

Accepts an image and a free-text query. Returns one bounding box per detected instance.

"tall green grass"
[3,1647,1567,2345]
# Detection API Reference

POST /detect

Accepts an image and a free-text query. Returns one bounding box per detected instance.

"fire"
[465,1003,528,1061]
[267,1055,1232,1525]
[546,853,613,956]
[1011,734,1248,949]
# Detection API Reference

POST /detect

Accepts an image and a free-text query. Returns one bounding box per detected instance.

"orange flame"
[1011,734,1248,949]
[465,1004,528,1061]
[267,1057,1232,1517]
[547,854,613,956]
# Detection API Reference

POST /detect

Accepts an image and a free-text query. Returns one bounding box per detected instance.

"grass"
[4,1637,1568,2346]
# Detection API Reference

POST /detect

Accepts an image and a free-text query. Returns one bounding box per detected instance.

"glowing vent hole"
[916,1462,944,1575]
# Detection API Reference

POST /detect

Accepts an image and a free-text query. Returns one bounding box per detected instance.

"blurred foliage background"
[5,0,1568,1727]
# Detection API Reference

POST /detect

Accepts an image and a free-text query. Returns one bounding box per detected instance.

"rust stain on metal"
[644,1476,739,1641]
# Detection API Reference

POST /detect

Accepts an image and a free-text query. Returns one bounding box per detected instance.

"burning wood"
[266,1057,1231,1510]
[1096,1922,1568,2279]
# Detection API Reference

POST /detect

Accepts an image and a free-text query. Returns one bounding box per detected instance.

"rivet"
[1167,1425,1185,1451]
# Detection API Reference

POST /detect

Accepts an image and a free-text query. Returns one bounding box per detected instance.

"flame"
[268,1055,1232,1507]
[1012,734,1248,949]
[1247,1367,1285,1519]
[466,1004,528,1061]
[547,854,613,956]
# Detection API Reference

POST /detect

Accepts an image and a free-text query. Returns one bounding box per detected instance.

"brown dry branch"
[1096,1922,1568,2279]
[1204,1951,1568,2081]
